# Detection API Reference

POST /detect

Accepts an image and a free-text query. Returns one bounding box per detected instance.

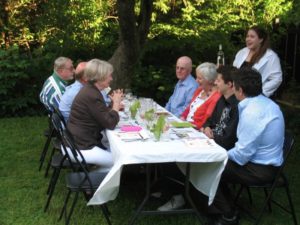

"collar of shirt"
[225,94,238,107]
[238,94,268,115]
[178,74,192,87]
[53,71,68,86]
[66,80,83,90]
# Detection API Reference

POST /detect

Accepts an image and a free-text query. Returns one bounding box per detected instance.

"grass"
[0,111,299,225]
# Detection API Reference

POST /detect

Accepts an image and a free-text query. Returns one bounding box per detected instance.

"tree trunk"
[109,0,153,89]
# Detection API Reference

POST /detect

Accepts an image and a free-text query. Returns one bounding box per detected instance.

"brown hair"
[248,26,270,64]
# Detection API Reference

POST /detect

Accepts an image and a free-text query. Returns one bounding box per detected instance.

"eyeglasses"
[176,66,187,71]
[62,66,74,71]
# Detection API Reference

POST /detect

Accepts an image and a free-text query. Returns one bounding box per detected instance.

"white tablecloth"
[88,120,228,206]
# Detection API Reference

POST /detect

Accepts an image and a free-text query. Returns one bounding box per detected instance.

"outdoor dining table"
[87,105,228,224]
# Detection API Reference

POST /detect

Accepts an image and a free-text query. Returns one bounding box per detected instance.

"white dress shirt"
[233,47,282,97]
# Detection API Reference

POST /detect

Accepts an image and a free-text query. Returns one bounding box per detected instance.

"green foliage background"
[0,0,298,116]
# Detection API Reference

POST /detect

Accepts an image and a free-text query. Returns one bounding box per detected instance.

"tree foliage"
[0,0,298,116]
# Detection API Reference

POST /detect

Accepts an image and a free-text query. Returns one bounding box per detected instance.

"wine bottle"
[217,44,225,66]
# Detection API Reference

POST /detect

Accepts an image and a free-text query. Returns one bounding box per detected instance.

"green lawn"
[0,114,299,225]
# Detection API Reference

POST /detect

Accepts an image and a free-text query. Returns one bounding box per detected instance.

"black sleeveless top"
[241,61,253,68]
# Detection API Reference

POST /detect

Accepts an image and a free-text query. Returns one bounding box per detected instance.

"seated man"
[206,68,285,225]
[165,56,198,117]
[40,57,74,111]
[59,62,87,122]
[202,66,239,150]
[157,67,239,212]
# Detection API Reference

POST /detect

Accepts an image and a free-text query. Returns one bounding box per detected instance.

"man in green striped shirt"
[40,57,74,111]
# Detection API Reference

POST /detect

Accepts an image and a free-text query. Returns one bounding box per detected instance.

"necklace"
[200,89,211,99]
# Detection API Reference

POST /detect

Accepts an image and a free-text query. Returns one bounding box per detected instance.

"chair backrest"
[282,131,295,162]
[61,129,94,188]
[272,131,295,185]
[52,105,67,128]
[51,112,66,138]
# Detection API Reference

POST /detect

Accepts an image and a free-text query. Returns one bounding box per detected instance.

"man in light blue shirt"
[206,68,284,225]
[165,56,198,117]
[59,62,87,122]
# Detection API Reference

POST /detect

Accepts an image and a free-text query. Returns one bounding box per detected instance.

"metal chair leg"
[39,127,54,171]
[44,168,61,212]
[44,147,56,177]
[59,190,71,221]
[246,186,253,204]
[263,188,272,212]
[285,185,298,225]
[234,185,244,204]
[101,204,112,225]
[65,192,79,225]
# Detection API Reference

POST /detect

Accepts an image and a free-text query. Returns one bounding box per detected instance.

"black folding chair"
[235,131,298,225]
[39,106,65,174]
[39,110,56,171]
[59,129,111,225]
[43,106,67,177]
[44,111,76,212]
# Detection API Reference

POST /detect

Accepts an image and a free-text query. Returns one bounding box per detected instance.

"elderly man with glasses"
[165,56,198,117]
[40,56,74,111]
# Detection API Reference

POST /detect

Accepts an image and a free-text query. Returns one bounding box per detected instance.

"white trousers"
[62,146,113,172]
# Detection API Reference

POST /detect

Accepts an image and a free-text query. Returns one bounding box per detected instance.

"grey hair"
[196,62,217,82]
[85,59,113,83]
[53,57,72,72]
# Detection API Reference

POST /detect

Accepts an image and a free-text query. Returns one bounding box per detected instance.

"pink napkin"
[120,125,142,132]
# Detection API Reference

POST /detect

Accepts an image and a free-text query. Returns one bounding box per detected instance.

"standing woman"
[67,59,123,171]
[233,26,282,97]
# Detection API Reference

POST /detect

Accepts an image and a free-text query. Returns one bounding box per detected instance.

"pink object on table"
[120,125,142,132]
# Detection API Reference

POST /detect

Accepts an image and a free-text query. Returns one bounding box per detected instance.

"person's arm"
[233,48,248,68]
[180,104,190,120]
[165,83,177,114]
[214,106,239,150]
[227,112,265,165]
[202,102,221,139]
[262,54,282,97]
[86,92,120,130]
[180,85,198,114]
[192,92,221,129]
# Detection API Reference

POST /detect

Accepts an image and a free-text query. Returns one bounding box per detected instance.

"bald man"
[165,56,198,117]
[59,62,88,122]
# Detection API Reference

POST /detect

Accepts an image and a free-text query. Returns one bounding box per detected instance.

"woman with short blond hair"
[181,62,221,129]
[67,59,123,171]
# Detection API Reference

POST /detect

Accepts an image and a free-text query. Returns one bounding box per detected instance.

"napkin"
[170,121,194,128]
[121,125,142,132]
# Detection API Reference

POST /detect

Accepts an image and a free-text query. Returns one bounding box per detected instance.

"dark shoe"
[206,214,239,225]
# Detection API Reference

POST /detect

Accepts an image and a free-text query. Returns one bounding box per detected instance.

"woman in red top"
[181,62,221,129]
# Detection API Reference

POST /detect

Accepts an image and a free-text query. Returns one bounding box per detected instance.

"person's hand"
[110,89,123,111]
[203,127,214,139]
[180,116,185,121]
[119,102,125,111]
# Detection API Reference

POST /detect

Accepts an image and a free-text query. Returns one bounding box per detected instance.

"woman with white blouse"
[233,26,282,97]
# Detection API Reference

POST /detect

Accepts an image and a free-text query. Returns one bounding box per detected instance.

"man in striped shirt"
[40,57,74,111]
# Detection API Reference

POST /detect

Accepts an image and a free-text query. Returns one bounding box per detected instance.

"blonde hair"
[85,59,113,83]
[196,62,217,82]
[54,57,72,72]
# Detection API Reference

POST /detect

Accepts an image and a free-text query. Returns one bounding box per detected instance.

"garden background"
[0,1,300,225]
